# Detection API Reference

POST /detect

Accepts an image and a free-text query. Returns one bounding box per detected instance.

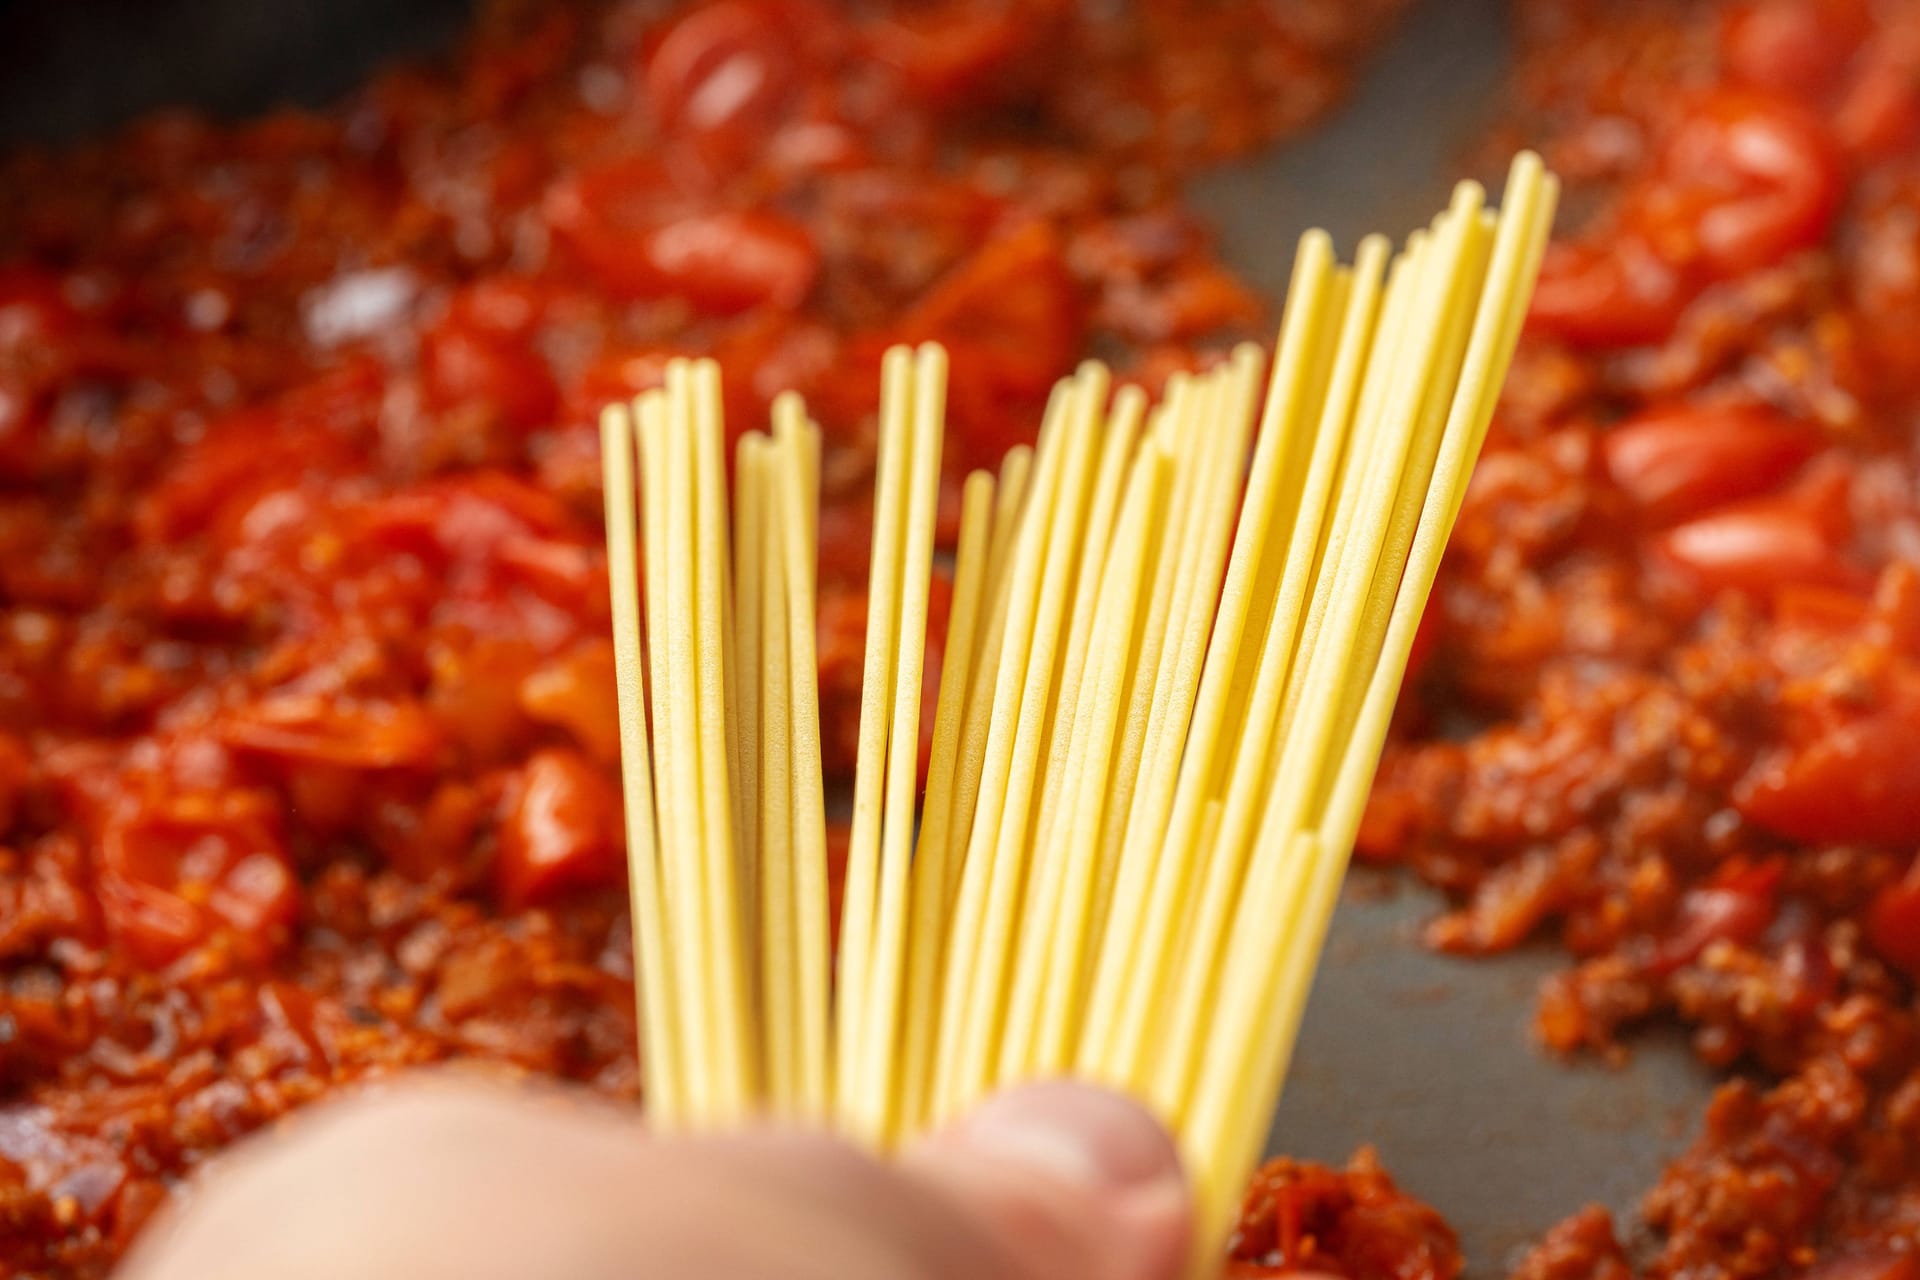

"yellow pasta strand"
[599,403,682,1124]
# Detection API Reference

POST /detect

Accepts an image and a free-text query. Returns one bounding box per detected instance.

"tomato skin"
[422,319,556,431]
[496,748,623,909]
[861,3,1032,108]
[96,793,296,966]
[217,696,443,771]
[1720,0,1869,101]
[1867,860,1920,982]
[1532,91,1842,349]
[641,211,819,314]
[1603,404,1819,526]
[1645,90,1843,279]
[1653,470,1857,597]
[1738,705,1920,846]
[896,221,1084,466]
[547,159,817,312]
[1650,859,1782,975]
[519,639,622,766]
[1527,237,1689,349]
[644,1,801,176]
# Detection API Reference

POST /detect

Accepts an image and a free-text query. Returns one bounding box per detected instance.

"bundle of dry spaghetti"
[600,153,1557,1266]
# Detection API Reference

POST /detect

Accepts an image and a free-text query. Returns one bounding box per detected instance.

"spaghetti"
[600,152,1558,1268]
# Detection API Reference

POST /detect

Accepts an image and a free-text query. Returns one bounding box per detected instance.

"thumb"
[901,1082,1192,1280]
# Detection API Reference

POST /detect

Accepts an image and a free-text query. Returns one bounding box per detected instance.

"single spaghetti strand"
[599,404,683,1126]
[857,344,947,1146]
[941,435,1040,908]
[771,401,834,1120]
[1021,365,1120,883]
[688,360,756,1118]
[899,468,997,1135]
[657,366,718,1126]
[836,346,917,1123]
[743,436,800,1113]
[729,426,760,1066]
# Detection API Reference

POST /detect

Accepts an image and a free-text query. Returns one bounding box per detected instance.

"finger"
[119,1078,1190,1280]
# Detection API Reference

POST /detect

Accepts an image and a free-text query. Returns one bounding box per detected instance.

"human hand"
[118,1077,1191,1280]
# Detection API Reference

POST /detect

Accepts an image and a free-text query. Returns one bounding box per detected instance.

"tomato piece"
[1654,475,1857,597]
[1603,404,1820,526]
[96,793,296,966]
[1650,859,1782,974]
[1835,27,1920,159]
[496,748,623,908]
[862,3,1031,107]
[651,211,819,314]
[0,732,28,835]
[644,1,801,176]
[519,639,622,765]
[548,161,818,313]
[1720,0,1869,100]
[1526,236,1690,349]
[427,636,540,768]
[1644,89,1843,278]
[896,221,1083,466]
[357,471,578,567]
[1866,859,1920,982]
[422,320,556,431]
[217,696,443,771]
[1737,703,1920,846]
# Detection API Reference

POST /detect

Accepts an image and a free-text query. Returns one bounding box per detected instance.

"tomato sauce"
[2,0,1918,1278]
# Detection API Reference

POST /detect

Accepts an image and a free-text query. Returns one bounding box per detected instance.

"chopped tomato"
[896,221,1083,465]
[1643,89,1843,278]
[519,639,622,765]
[1720,0,1869,100]
[1866,860,1920,982]
[643,1,803,177]
[1650,859,1783,974]
[1527,236,1690,349]
[1653,467,1858,597]
[1603,404,1820,526]
[422,318,556,431]
[1737,699,1920,846]
[496,748,624,908]
[861,2,1034,107]
[548,160,818,312]
[217,696,443,771]
[95,792,296,965]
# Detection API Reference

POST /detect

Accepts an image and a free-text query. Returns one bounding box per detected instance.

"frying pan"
[0,1,1718,1272]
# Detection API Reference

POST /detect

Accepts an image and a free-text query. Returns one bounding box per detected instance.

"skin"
[117,1078,1192,1280]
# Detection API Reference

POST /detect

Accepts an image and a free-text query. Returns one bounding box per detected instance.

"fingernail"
[947,1082,1187,1201]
